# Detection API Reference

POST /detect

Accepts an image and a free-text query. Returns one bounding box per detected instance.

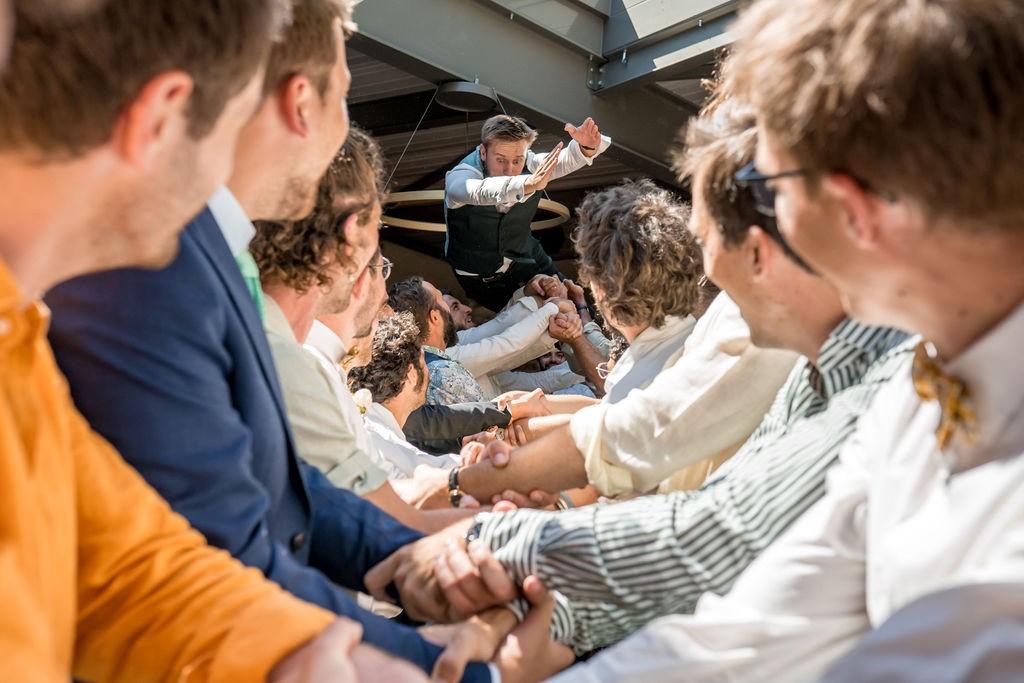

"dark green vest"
[444,150,544,274]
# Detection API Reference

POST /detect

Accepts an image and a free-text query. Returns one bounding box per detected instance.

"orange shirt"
[0,258,334,682]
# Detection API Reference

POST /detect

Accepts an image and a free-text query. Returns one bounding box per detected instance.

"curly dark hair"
[387,276,434,344]
[573,178,703,329]
[348,312,424,403]
[251,127,385,293]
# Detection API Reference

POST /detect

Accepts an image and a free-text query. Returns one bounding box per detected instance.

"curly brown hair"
[673,98,813,271]
[573,178,703,329]
[348,312,424,403]
[251,126,384,293]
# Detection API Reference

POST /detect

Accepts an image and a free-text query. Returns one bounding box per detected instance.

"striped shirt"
[475,319,914,652]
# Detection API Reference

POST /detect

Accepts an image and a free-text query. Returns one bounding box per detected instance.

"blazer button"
[290,532,307,553]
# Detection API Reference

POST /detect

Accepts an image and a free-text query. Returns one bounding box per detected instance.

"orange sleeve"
[68,405,335,682]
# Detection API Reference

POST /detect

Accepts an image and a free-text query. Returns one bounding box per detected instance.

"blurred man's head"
[0,0,287,284]
[245,0,358,220]
[574,178,703,333]
[388,276,458,350]
[728,0,1024,329]
[675,99,841,355]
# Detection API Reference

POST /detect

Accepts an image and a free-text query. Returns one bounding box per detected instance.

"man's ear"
[744,225,774,280]
[478,143,486,159]
[114,70,194,168]
[823,174,882,249]
[350,263,370,300]
[336,212,361,264]
[428,307,442,328]
[278,74,315,137]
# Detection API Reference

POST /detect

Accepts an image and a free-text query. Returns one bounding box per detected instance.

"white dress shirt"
[550,301,1024,683]
[602,314,696,404]
[571,292,798,495]
[445,137,612,213]
[819,583,1024,683]
[207,186,254,257]
[362,403,460,478]
[448,298,560,381]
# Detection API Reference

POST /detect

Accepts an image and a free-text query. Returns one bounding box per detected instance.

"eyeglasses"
[735,161,897,218]
[366,255,393,281]
[734,161,806,217]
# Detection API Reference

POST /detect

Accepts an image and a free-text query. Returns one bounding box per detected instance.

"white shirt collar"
[630,315,697,354]
[207,186,255,257]
[364,402,405,439]
[306,319,349,366]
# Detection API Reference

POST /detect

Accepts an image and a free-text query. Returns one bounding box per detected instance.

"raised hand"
[524,142,563,195]
[564,117,601,155]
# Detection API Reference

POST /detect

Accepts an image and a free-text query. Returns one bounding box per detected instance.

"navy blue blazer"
[46,208,490,681]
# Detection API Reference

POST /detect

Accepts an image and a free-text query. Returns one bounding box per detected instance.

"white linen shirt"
[550,301,1024,683]
[571,292,798,495]
[447,298,559,381]
[362,403,460,478]
[601,314,696,404]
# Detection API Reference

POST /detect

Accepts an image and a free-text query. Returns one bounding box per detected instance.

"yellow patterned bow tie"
[912,341,979,450]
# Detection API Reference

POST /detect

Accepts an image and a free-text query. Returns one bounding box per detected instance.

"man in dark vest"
[444,113,610,311]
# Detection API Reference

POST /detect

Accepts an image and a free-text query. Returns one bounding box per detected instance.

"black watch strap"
[447,466,463,508]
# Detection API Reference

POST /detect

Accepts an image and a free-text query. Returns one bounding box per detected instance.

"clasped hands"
[364,516,572,683]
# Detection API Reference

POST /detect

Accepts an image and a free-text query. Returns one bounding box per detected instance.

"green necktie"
[235,250,265,322]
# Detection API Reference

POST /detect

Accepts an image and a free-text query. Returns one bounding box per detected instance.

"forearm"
[566,336,606,392]
[515,413,572,443]
[365,481,475,533]
[542,394,600,415]
[459,425,587,501]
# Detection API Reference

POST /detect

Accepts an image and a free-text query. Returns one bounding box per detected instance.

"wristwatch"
[465,519,484,546]
[447,466,463,508]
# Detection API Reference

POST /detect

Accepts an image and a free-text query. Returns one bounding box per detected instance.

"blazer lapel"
[184,208,313,508]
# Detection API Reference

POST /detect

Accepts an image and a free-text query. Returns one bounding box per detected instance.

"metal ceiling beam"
[604,0,739,54]
[473,0,605,57]
[595,10,734,92]
[349,0,693,185]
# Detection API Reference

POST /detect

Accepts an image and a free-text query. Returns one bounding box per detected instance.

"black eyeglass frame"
[735,161,896,218]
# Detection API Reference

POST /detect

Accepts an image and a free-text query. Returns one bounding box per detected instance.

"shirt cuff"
[326,450,390,496]
[488,663,502,683]
[570,403,636,496]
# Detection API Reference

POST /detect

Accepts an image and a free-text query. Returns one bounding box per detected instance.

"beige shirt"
[571,292,798,495]
[263,298,387,495]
